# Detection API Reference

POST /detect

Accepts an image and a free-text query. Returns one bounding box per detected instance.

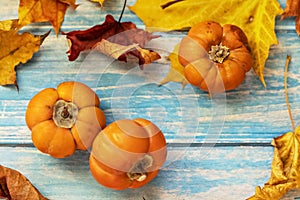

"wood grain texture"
[0,146,274,200]
[0,0,298,145]
[1,0,300,199]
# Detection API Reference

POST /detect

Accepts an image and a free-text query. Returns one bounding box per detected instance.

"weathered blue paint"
[1,0,299,199]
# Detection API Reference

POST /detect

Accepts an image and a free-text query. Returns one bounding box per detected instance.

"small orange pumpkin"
[89,118,167,190]
[178,21,252,93]
[25,81,106,158]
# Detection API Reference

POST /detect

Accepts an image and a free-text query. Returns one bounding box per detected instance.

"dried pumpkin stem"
[208,43,230,63]
[284,55,295,132]
[127,154,153,182]
[53,100,79,129]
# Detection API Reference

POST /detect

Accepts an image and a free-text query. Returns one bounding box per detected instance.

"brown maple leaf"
[63,14,160,66]
[18,0,78,35]
[281,0,300,35]
[0,165,48,199]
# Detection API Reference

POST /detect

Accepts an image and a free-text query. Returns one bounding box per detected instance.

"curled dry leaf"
[64,14,160,66]
[281,0,300,35]
[0,22,50,87]
[248,130,300,200]
[248,56,300,199]
[0,165,48,200]
[18,0,78,35]
[94,39,161,66]
[129,0,283,87]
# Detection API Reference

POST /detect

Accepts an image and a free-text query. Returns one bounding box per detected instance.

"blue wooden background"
[1,0,300,199]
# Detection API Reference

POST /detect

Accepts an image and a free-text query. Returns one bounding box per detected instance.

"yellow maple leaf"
[0,28,49,86]
[129,0,283,87]
[158,44,188,87]
[90,0,105,6]
[18,0,78,35]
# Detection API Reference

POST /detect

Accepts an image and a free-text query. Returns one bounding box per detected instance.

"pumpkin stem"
[127,154,153,182]
[53,100,79,129]
[284,55,295,132]
[61,106,70,118]
[208,43,230,63]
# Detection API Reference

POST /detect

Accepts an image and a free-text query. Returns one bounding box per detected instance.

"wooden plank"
[1,0,300,145]
[0,146,275,200]
[3,0,300,200]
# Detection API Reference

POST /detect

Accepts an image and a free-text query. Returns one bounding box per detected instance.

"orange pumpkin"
[89,118,167,190]
[25,81,106,158]
[178,21,252,93]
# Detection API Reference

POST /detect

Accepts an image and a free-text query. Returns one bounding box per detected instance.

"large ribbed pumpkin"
[178,21,252,93]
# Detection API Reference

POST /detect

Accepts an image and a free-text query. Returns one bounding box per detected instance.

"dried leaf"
[248,130,300,200]
[64,14,160,66]
[281,0,300,35]
[93,39,161,65]
[0,165,48,199]
[0,19,19,31]
[18,0,78,35]
[94,39,140,59]
[248,56,300,199]
[158,44,188,87]
[0,29,50,86]
[90,0,105,6]
[129,0,283,87]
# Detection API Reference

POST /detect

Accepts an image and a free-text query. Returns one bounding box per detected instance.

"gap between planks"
[0,142,273,148]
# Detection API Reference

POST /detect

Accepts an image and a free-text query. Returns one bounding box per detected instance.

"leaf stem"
[284,55,295,131]
[118,0,127,23]
[161,0,184,9]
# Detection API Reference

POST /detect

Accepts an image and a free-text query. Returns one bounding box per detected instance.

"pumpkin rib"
[227,47,252,72]
[220,61,246,91]
[178,36,209,66]
[76,106,106,129]
[57,81,100,109]
[48,127,76,158]
[188,21,223,51]
[133,118,167,172]
[71,118,102,150]
[184,58,215,87]
[31,120,56,154]
[31,120,76,158]
[89,155,131,190]
[200,63,218,92]
[25,88,59,130]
